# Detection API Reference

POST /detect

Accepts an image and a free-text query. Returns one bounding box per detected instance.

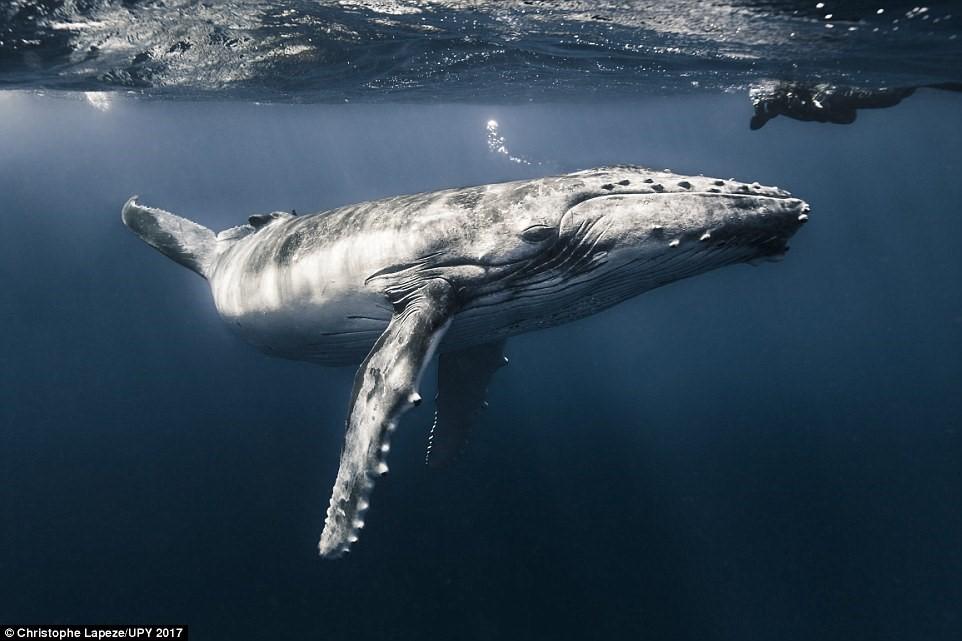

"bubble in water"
[485,119,533,165]
[84,92,111,111]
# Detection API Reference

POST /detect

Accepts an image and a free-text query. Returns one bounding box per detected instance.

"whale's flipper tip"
[121,196,216,279]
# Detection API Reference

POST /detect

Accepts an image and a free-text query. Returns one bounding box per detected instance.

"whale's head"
[479,166,810,309]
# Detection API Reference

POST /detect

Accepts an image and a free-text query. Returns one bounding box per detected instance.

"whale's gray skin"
[749,80,962,129]
[121,166,810,558]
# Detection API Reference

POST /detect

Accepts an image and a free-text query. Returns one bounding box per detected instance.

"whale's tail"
[122,197,217,279]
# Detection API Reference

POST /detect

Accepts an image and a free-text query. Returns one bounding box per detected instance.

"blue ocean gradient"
[0,92,960,640]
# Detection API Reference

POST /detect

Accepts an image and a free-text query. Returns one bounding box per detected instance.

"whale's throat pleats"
[318,279,456,558]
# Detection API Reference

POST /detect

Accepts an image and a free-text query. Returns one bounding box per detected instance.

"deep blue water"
[1,92,961,639]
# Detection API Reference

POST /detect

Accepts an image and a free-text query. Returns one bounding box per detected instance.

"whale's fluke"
[122,197,217,279]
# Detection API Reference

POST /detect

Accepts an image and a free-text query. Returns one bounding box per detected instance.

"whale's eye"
[521,224,557,244]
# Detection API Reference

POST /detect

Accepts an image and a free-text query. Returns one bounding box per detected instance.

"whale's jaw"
[558,189,809,276]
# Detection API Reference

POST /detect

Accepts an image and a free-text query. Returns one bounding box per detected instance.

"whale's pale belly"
[205,215,586,365]
[210,266,605,366]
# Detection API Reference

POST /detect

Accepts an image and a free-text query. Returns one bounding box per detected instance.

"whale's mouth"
[727,196,809,262]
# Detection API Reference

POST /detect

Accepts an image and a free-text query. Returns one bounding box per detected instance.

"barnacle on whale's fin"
[426,339,507,468]
[318,279,456,558]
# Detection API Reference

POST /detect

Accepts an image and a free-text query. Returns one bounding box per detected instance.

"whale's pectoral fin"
[426,339,507,468]
[318,279,456,558]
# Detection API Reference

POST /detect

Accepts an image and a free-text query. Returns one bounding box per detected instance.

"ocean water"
[2,3,961,641]
[3,1,962,98]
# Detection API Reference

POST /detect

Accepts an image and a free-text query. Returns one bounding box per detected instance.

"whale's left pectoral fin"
[318,280,456,558]
[426,339,507,468]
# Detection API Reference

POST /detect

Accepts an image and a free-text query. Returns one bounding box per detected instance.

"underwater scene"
[1,1,961,640]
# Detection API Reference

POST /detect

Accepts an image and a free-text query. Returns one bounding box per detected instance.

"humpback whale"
[121,166,810,557]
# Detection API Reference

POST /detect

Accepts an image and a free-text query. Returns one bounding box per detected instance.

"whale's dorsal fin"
[318,279,456,558]
[248,211,293,229]
[426,339,507,468]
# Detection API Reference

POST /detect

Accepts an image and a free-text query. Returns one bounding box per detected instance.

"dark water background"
[1,92,961,639]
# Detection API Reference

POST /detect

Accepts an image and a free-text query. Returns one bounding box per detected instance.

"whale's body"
[208,178,615,366]
[122,166,809,557]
